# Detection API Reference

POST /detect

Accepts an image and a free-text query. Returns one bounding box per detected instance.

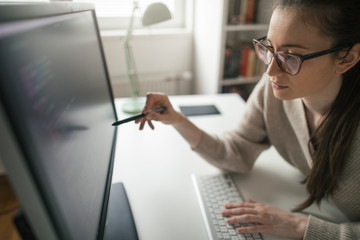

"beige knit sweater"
[194,74,360,239]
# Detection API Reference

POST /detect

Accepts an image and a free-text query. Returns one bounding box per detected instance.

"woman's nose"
[266,56,283,77]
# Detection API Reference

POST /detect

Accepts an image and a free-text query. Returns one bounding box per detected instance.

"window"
[74,0,186,30]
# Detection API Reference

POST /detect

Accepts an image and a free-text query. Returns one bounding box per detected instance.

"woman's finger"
[222,207,258,217]
[226,214,264,225]
[147,119,154,130]
[139,119,146,130]
[236,224,266,234]
[224,202,257,209]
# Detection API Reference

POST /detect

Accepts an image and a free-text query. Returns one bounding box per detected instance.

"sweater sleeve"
[194,75,270,173]
[304,215,360,239]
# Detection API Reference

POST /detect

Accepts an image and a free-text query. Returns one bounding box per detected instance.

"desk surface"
[112,93,346,240]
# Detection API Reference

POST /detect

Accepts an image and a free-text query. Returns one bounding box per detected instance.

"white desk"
[112,93,346,240]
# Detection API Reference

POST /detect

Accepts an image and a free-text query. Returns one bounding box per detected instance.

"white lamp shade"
[142,2,172,26]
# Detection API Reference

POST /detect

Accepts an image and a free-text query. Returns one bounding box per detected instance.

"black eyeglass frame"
[252,36,354,75]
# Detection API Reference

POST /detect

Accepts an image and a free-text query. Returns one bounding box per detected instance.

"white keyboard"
[192,174,263,240]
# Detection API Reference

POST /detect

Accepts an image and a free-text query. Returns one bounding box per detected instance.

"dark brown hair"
[273,0,360,211]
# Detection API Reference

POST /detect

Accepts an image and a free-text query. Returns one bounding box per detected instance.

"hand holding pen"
[112,106,166,126]
[135,93,203,149]
[135,93,181,130]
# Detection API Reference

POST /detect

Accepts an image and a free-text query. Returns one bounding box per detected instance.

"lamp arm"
[124,43,140,98]
[124,2,140,99]
[125,2,137,44]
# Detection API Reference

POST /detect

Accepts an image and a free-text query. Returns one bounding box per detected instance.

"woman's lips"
[271,81,289,90]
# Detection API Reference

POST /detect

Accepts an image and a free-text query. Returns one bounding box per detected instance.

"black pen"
[112,106,166,126]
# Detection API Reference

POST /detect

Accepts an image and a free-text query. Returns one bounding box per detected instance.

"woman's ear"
[335,43,360,74]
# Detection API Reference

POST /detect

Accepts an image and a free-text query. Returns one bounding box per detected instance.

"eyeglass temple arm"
[302,43,354,61]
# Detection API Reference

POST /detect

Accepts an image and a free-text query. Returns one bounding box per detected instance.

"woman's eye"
[266,45,275,51]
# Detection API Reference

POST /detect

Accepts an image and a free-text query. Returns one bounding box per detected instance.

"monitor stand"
[103,182,139,240]
[14,208,37,240]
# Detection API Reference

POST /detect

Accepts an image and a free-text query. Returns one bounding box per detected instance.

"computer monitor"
[0,2,137,240]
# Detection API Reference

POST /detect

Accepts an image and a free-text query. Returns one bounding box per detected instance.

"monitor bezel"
[0,2,118,239]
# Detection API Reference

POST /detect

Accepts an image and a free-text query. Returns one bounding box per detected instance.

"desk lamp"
[122,2,172,114]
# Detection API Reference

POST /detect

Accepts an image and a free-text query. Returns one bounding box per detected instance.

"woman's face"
[266,7,342,101]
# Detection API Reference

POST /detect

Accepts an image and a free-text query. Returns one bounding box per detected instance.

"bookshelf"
[193,0,274,100]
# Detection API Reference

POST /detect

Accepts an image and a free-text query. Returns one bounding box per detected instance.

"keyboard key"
[218,220,226,226]
[222,232,231,239]
[228,229,237,235]
[216,214,224,220]
[220,226,228,232]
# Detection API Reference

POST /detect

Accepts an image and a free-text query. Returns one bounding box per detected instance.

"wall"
[193,0,224,94]
[101,30,194,97]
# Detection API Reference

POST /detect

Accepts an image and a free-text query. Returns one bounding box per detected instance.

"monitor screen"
[0,4,117,239]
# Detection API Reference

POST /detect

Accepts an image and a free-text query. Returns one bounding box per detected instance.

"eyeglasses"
[252,36,354,75]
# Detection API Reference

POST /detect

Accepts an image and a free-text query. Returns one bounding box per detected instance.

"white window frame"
[74,0,187,31]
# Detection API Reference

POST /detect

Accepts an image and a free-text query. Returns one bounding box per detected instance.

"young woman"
[136,0,360,238]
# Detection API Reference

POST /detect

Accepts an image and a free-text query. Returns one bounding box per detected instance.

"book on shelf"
[228,0,259,25]
[223,42,266,79]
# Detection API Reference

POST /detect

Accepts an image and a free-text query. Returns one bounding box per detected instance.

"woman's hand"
[222,200,309,239]
[135,92,203,148]
[135,92,182,130]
